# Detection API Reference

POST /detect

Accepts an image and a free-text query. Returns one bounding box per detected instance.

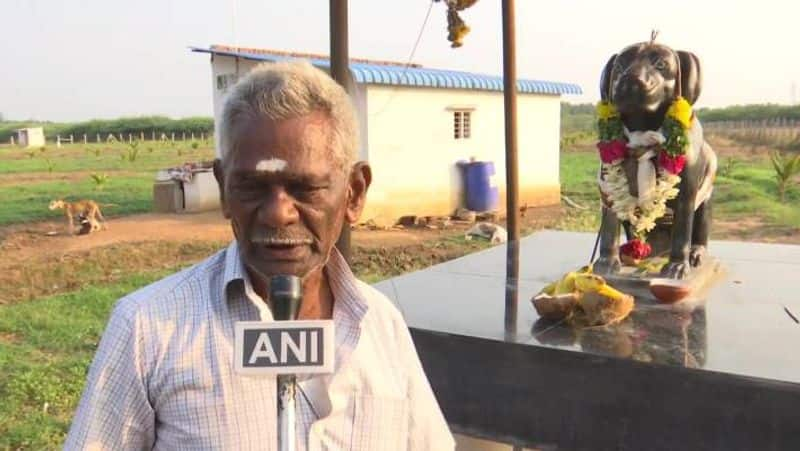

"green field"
[0,272,169,449]
[0,142,215,225]
[560,148,800,230]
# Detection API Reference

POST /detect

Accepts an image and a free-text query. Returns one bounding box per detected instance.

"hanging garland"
[596,98,693,261]
[434,0,480,48]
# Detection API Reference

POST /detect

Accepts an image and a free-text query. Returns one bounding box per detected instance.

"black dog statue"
[593,38,717,279]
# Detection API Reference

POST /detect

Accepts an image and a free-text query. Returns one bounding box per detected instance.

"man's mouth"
[251,237,313,260]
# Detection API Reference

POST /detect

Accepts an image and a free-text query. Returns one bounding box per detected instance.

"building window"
[216,73,238,93]
[453,110,471,139]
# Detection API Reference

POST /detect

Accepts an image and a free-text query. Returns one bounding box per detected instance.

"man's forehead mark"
[254,158,288,173]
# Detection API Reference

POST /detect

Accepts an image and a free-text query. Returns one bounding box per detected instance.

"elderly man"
[65,61,454,450]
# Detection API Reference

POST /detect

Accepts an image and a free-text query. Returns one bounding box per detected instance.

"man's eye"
[232,184,262,199]
[290,184,327,199]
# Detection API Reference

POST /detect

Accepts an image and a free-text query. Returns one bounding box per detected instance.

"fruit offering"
[532,267,634,326]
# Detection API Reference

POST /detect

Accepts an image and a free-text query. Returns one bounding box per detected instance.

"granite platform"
[374,230,800,450]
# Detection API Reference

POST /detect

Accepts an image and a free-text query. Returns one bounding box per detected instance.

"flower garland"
[596,97,693,261]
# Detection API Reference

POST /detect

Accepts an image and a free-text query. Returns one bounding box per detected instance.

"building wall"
[207,56,563,225]
[17,128,45,148]
[209,56,370,161]
[363,85,561,224]
[210,55,244,158]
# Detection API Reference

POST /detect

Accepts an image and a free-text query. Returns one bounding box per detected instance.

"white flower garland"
[601,155,681,237]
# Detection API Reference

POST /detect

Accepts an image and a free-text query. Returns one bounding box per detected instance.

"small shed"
[16,127,45,148]
[192,45,582,224]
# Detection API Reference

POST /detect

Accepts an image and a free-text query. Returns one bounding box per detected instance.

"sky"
[1,0,798,122]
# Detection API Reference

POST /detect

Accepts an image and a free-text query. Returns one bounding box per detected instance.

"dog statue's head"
[48,199,64,210]
[600,41,701,129]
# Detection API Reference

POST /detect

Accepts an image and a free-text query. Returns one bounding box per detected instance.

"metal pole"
[277,373,296,451]
[270,276,302,451]
[502,0,519,335]
[330,0,353,263]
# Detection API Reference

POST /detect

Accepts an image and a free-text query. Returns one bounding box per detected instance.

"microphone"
[234,274,333,449]
[270,275,302,321]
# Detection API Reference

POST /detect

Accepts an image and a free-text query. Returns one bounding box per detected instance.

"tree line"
[560,102,800,134]
[1,116,214,143]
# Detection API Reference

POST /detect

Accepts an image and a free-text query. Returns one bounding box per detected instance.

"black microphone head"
[269,275,302,320]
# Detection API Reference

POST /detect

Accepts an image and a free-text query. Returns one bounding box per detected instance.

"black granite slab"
[374,231,800,449]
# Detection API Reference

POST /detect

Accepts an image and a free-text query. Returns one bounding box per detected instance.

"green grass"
[0,142,214,174]
[0,271,169,450]
[0,175,155,225]
[714,162,800,226]
[558,149,800,230]
[0,142,216,226]
[560,151,599,203]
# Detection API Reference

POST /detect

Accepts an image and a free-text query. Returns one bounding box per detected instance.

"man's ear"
[213,158,232,219]
[345,162,372,224]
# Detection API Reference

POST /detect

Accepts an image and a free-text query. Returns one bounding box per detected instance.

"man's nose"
[256,187,299,227]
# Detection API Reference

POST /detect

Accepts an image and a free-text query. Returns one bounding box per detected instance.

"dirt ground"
[0,209,476,261]
[0,207,562,304]
[2,204,799,305]
[2,203,798,270]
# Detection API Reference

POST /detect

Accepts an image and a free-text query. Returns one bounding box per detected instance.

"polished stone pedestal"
[375,231,800,451]
[604,255,722,301]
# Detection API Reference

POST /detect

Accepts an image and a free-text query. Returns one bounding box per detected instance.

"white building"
[16,127,45,148]
[192,45,581,224]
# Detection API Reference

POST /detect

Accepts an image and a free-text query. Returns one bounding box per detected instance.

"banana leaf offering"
[532,267,634,327]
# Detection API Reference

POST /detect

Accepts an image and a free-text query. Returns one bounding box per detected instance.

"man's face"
[215,112,353,280]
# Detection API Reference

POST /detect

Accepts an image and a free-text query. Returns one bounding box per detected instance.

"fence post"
[171,133,175,142]
[57,135,62,148]
[191,132,195,140]
[140,132,144,141]
[152,130,156,140]
[10,136,15,146]
[182,132,186,141]
[96,134,100,143]
[201,132,205,141]
[83,134,88,144]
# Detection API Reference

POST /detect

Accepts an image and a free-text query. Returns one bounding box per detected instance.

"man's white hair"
[219,60,358,171]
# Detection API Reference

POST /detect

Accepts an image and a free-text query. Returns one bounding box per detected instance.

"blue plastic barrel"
[463,161,499,212]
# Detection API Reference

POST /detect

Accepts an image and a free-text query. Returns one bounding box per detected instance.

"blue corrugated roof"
[190,46,582,96]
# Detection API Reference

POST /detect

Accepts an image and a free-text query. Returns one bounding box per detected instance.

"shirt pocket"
[351,395,409,451]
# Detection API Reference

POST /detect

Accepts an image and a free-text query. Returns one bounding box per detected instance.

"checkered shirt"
[64,242,454,451]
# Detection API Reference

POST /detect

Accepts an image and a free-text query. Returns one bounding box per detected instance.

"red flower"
[597,140,628,164]
[620,239,652,260]
[659,151,687,175]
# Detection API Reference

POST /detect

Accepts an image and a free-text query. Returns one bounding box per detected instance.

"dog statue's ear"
[677,50,702,105]
[599,54,617,101]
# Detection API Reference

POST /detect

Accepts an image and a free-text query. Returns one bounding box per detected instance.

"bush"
[770,150,800,202]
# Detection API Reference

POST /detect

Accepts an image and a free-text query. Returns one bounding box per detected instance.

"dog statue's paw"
[594,256,622,275]
[661,260,691,279]
[689,245,706,267]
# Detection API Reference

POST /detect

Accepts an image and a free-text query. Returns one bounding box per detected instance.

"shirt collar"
[221,240,369,324]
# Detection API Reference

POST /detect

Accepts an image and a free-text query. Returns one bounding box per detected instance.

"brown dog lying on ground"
[48,199,110,235]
